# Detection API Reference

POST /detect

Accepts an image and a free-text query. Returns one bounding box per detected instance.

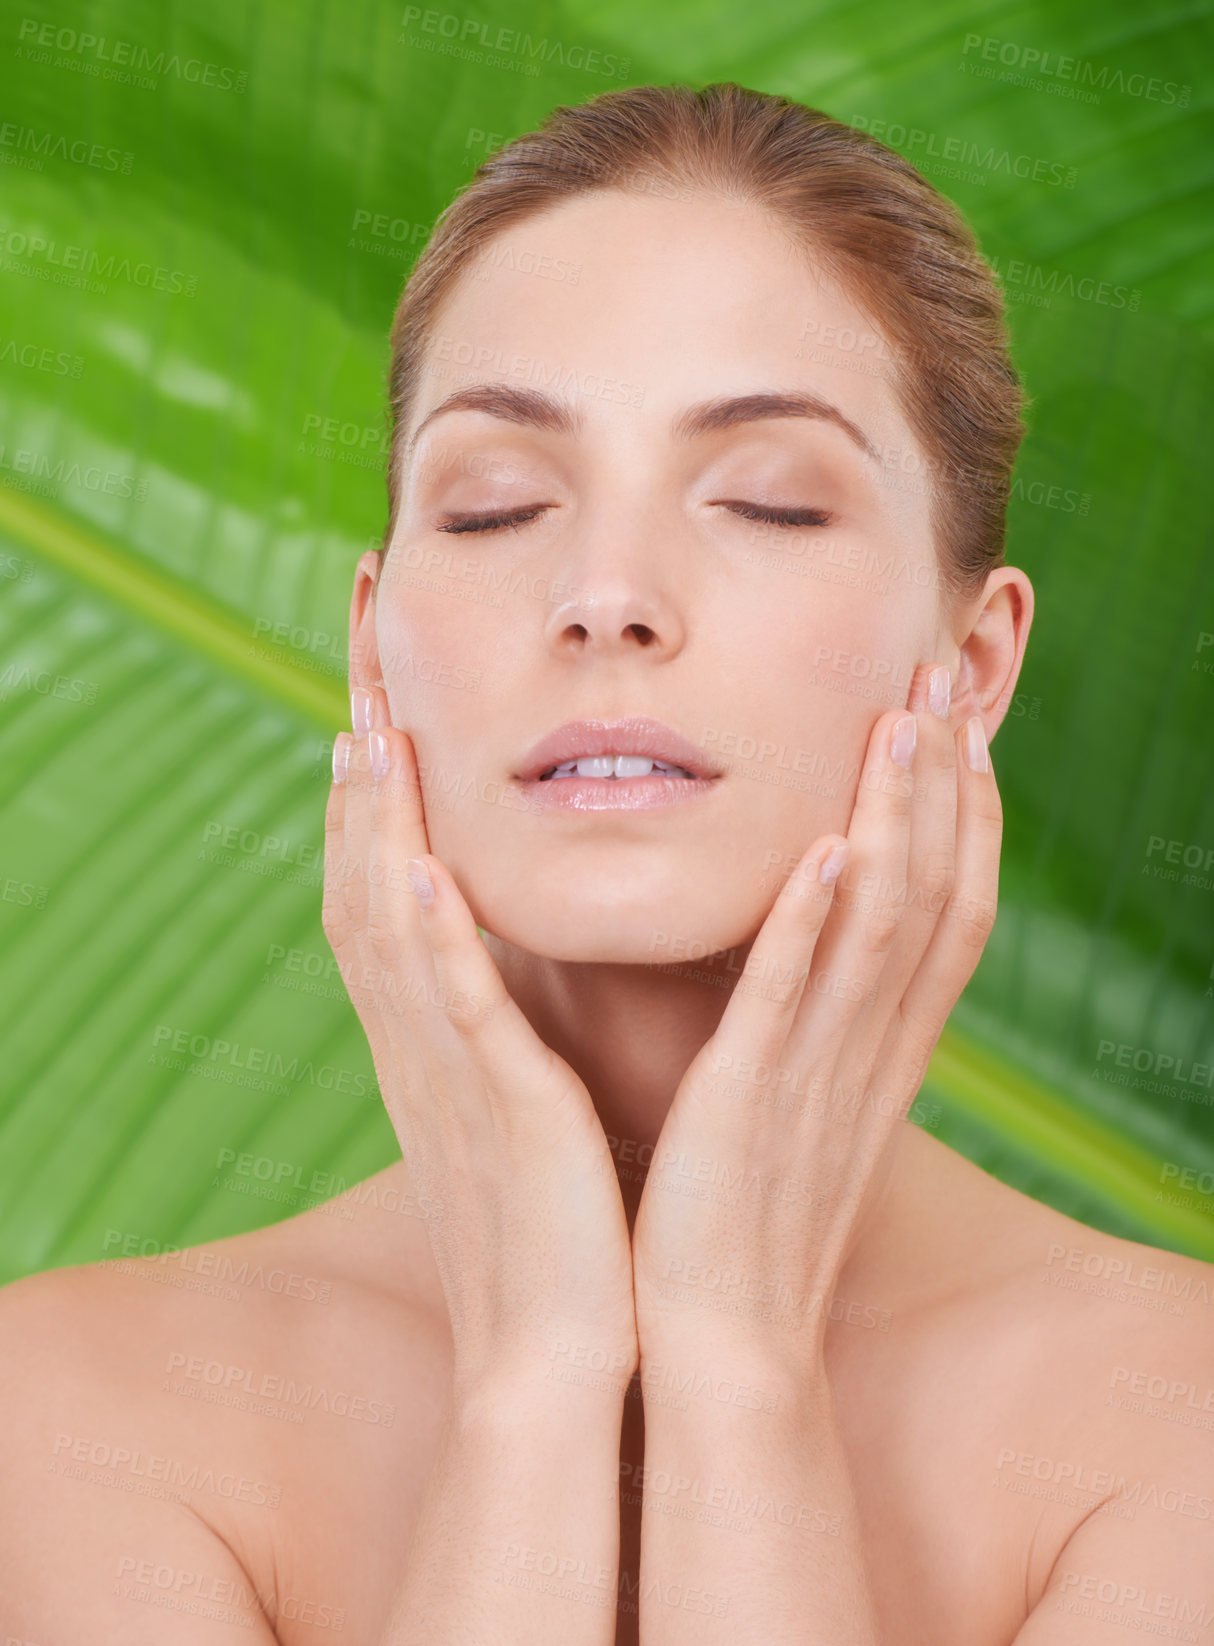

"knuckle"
[438,990,494,1042]
[916,852,956,908]
[364,906,400,968]
[864,903,904,953]
[951,889,998,946]
[897,1002,941,1062]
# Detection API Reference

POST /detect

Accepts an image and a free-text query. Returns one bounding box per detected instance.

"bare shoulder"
[916,1134,1214,1472]
[853,1133,1214,1631]
[993,1160,1214,1388]
[964,1173,1214,1627]
[901,1125,1210,1333]
[0,1166,452,1637]
[1018,1188,1214,1461]
[0,1239,283,1635]
[870,1129,1214,1513]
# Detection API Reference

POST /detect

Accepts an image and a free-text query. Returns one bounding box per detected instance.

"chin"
[460,871,749,967]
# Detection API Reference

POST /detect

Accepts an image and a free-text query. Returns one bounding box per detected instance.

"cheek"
[740,592,894,720]
[376,593,486,733]
[804,584,929,718]
[720,595,911,839]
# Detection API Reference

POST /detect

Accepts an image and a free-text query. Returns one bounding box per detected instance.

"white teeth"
[542,755,695,780]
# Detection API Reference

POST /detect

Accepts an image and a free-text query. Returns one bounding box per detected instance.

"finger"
[887,712,1001,1073]
[685,834,848,1100]
[321,733,354,969]
[343,678,403,946]
[787,706,917,1069]
[325,728,422,1126]
[362,723,436,1030]
[407,852,593,1126]
[342,730,377,956]
[865,662,958,1009]
[350,681,387,738]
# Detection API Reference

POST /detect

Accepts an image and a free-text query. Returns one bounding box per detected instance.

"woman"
[2,80,1211,1644]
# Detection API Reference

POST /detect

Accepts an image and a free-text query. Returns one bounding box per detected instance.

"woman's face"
[365,187,953,964]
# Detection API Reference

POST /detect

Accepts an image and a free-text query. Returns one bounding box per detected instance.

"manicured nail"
[928,666,951,719]
[370,730,390,780]
[405,858,434,906]
[890,714,917,768]
[964,715,990,772]
[819,843,848,886]
[332,733,350,784]
[351,685,373,737]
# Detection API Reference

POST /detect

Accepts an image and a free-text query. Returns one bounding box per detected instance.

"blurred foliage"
[0,0,1212,1281]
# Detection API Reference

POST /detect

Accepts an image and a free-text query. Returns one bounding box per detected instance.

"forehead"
[416,187,918,461]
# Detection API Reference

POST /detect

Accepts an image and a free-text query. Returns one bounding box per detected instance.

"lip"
[514,717,722,785]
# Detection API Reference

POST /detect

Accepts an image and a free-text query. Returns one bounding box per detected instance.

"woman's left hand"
[631,661,1003,1379]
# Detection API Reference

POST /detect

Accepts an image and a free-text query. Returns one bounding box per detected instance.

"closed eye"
[718,501,833,528]
[436,505,550,535]
[435,500,834,535]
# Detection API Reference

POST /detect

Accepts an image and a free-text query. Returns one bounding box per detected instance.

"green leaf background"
[1,0,1212,1283]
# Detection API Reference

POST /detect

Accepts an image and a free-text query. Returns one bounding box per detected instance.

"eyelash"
[438,505,548,535]
[723,501,833,529]
[435,502,833,535]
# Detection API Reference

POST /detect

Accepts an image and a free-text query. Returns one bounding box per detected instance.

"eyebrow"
[405,382,878,462]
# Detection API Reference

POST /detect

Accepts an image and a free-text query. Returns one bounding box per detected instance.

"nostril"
[628,624,656,645]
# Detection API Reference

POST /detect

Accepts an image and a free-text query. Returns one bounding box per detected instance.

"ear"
[947,566,1035,744]
[349,549,385,694]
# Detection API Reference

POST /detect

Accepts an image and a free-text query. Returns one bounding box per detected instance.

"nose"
[541,542,687,661]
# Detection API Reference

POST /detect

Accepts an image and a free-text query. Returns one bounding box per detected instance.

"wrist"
[450,1338,637,1420]
[637,1329,829,1415]
[634,1261,843,1368]
[639,1364,842,1496]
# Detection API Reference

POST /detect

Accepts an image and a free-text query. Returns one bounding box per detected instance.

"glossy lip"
[514,717,722,784]
[523,772,719,812]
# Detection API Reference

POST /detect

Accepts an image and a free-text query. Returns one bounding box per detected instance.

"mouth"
[514,718,722,812]
[515,717,721,784]
[541,755,698,781]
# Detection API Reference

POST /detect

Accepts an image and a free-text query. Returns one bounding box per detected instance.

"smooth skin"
[0,186,1211,1644]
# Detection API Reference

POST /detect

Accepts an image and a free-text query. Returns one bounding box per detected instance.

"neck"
[483,936,747,1147]
[480,935,910,1260]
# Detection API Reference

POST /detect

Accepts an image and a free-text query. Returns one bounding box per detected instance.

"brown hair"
[379,80,1026,601]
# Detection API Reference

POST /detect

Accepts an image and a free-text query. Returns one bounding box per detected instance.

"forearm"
[637,1349,879,1645]
[379,1366,627,1645]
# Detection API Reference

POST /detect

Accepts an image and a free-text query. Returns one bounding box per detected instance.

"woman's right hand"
[323,684,638,1397]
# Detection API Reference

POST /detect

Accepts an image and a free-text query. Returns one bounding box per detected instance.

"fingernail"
[370,729,390,780]
[332,733,350,784]
[928,666,951,720]
[405,857,434,906]
[891,714,917,768]
[351,685,373,737]
[819,842,848,886]
[964,715,990,773]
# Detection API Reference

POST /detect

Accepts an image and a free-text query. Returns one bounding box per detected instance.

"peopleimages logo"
[960,34,1190,108]
[987,254,1141,314]
[398,7,631,79]
[16,18,248,92]
[149,1024,374,1099]
[0,224,198,295]
[849,114,1076,189]
[0,121,133,173]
